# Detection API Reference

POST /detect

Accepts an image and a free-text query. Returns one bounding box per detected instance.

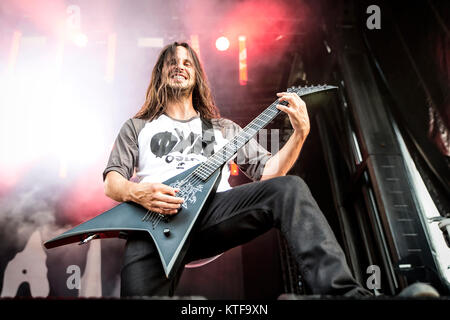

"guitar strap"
[201,118,216,157]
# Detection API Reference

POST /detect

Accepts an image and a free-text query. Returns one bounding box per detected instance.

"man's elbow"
[103,173,116,199]
[261,160,286,180]
[103,171,131,202]
[103,178,112,199]
[260,171,285,181]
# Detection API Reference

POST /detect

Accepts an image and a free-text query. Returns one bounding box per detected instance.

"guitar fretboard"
[191,85,337,181]
[193,99,286,180]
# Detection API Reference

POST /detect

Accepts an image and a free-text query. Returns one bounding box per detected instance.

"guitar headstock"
[287,84,338,97]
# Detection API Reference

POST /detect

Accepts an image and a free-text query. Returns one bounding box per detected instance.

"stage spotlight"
[72,32,88,47]
[215,36,230,51]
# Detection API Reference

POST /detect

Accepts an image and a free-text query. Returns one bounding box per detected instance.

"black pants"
[120,176,371,297]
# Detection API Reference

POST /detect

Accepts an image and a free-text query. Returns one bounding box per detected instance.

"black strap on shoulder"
[201,118,216,157]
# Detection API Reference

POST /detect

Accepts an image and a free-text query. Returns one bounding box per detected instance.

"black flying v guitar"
[44,85,337,278]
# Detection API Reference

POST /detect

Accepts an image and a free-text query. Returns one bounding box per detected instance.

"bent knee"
[264,175,307,194]
[283,175,305,187]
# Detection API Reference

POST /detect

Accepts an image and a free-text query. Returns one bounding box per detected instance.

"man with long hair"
[102,42,371,297]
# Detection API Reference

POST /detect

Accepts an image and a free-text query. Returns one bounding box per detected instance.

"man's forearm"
[104,171,136,202]
[261,131,305,180]
[104,171,183,214]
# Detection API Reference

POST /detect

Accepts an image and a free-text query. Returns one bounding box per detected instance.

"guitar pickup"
[78,233,99,245]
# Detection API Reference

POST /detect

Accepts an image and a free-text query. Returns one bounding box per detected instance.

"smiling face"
[163,46,196,93]
[135,42,220,121]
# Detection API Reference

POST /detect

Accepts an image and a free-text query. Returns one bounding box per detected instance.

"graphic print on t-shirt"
[137,115,227,188]
[150,131,178,158]
[149,127,207,170]
[103,115,272,193]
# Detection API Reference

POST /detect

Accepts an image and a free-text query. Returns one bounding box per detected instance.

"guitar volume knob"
[163,228,171,237]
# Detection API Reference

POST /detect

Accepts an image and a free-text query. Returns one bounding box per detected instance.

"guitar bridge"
[142,211,168,229]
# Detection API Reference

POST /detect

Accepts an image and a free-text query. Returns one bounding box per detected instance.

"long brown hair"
[134,42,220,120]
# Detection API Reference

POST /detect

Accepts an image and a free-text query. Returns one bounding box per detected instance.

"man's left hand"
[276,92,310,142]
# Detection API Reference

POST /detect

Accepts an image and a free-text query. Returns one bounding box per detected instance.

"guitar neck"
[194,100,284,180]
[193,85,337,181]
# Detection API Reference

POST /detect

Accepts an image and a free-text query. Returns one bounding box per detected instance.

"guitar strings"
[192,102,280,180]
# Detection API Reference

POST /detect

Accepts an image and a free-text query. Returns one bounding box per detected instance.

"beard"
[164,79,194,102]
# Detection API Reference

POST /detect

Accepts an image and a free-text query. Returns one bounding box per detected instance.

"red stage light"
[190,34,202,61]
[215,36,230,51]
[230,162,239,176]
[238,35,247,86]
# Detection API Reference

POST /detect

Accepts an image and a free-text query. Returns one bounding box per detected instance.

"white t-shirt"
[103,114,272,192]
[136,114,232,192]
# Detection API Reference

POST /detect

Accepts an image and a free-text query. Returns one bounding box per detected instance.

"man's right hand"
[104,171,184,215]
[129,182,184,215]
